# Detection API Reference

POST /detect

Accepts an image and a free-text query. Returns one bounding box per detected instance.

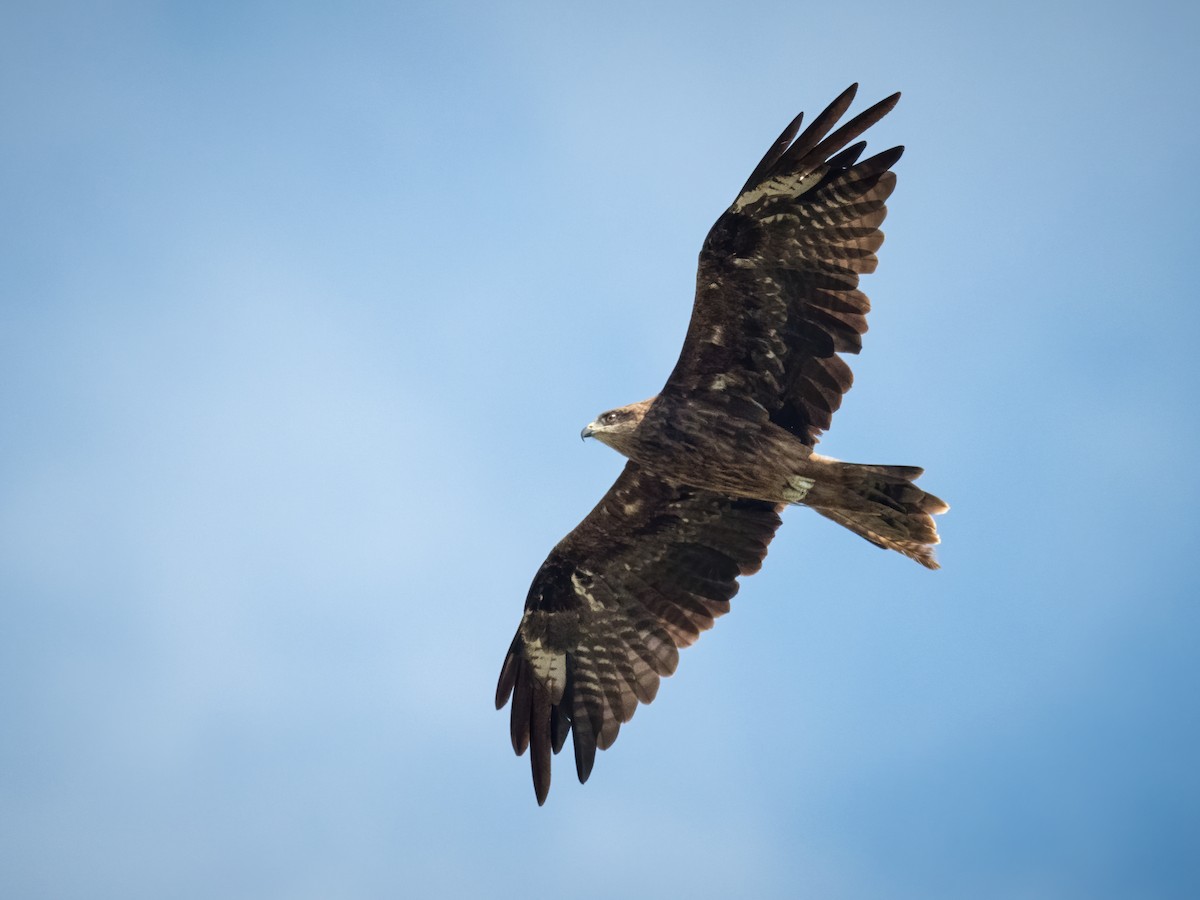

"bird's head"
[581,397,656,454]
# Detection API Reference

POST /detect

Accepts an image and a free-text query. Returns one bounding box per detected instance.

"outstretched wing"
[496,462,783,804]
[664,84,903,445]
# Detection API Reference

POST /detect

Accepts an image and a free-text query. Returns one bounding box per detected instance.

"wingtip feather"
[529,679,553,804]
[510,661,532,755]
[495,648,518,710]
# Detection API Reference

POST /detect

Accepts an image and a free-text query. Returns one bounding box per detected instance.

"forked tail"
[810,462,949,569]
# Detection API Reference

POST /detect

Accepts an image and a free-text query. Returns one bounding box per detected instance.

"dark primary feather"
[496,462,782,804]
[665,86,904,445]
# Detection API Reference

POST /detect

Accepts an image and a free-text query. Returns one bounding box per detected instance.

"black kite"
[496,86,947,804]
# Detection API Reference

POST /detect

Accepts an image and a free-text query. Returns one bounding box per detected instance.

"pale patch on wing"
[731,168,825,213]
[783,475,816,503]
[524,636,567,701]
[571,571,605,612]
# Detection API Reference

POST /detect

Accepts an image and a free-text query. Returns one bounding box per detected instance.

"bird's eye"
[602,412,617,424]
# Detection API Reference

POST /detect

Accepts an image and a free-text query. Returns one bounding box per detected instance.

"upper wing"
[664,84,903,445]
[495,462,783,804]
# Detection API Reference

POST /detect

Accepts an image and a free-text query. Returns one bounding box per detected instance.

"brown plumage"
[497,85,948,804]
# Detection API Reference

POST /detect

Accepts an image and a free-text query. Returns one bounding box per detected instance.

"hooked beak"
[580,423,596,441]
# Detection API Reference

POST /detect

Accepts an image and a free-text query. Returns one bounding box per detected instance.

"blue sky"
[2,1,1198,897]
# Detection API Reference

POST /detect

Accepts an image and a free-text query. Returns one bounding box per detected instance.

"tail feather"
[811,463,948,569]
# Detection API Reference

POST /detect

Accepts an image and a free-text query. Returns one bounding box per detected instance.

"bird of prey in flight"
[496,85,947,804]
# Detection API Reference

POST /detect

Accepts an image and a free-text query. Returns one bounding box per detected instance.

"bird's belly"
[627,412,814,502]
